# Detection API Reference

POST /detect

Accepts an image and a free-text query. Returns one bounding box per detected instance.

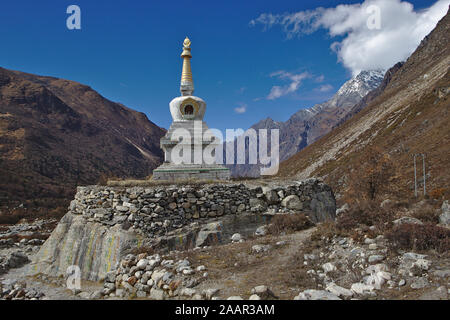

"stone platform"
[152,163,230,181]
[27,179,335,281]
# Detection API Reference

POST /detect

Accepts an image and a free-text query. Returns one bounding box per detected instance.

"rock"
[380,199,392,208]
[365,264,389,274]
[249,294,261,300]
[251,244,271,254]
[196,265,206,272]
[368,255,385,264]
[322,262,336,273]
[151,270,166,283]
[439,200,450,226]
[91,290,103,299]
[6,251,29,269]
[251,285,277,299]
[136,290,147,298]
[368,244,377,250]
[413,259,431,271]
[105,271,116,283]
[364,238,375,244]
[195,222,223,247]
[351,283,374,295]
[180,288,197,297]
[410,277,429,289]
[116,206,129,213]
[227,296,244,300]
[281,195,303,210]
[393,216,423,226]
[203,288,220,300]
[249,198,267,211]
[149,288,166,300]
[433,269,450,278]
[127,276,137,286]
[294,289,341,300]
[403,252,427,261]
[78,292,91,299]
[336,203,349,215]
[262,188,279,205]
[231,233,242,242]
[365,271,391,289]
[136,259,149,270]
[255,225,267,237]
[326,283,353,298]
[398,279,406,287]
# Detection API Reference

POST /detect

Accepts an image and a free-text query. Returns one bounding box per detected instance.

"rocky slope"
[277,9,450,199]
[0,68,165,213]
[229,70,384,177]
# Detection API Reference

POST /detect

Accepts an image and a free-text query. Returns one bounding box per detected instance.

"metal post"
[422,153,426,196]
[414,155,417,197]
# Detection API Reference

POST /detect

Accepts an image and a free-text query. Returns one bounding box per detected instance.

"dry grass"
[267,213,314,235]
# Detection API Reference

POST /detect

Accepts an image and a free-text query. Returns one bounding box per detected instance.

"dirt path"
[182,228,317,300]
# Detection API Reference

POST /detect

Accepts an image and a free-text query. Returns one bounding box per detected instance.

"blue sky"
[0,0,446,133]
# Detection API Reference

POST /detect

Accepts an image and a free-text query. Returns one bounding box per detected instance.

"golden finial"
[183,37,191,48]
[180,36,193,95]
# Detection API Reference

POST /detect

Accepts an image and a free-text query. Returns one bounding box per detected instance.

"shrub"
[130,246,155,256]
[385,223,450,253]
[346,146,397,203]
[267,213,314,235]
[429,188,446,200]
[336,200,394,233]
[411,206,440,224]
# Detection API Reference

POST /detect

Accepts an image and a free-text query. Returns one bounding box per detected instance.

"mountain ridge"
[0,67,165,212]
[229,70,385,177]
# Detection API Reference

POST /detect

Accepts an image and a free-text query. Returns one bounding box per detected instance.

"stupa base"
[152,163,231,181]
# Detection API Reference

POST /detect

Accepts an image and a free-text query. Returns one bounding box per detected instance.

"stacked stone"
[101,253,209,300]
[68,178,335,236]
[0,279,45,300]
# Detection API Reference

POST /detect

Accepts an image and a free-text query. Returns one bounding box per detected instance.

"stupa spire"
[180,37,194,96]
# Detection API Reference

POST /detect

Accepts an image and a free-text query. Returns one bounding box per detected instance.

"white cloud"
[250,0,449,76]
[318,84,334,92]
[267,70,310,100]
[234,103,247,114]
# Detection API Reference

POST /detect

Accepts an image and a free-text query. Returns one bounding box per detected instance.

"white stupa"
[152,37,230,181]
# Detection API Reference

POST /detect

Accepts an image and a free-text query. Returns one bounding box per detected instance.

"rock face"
[28,179,335,281]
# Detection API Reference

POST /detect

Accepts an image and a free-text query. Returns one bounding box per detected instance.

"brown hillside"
[0,68,165,214]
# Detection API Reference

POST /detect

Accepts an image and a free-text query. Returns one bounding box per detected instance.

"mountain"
[229,70,385,177]
[0,68,165,212]
[277,9,450,199]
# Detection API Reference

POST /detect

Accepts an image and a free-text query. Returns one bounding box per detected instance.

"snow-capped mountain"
[229,70,386,177]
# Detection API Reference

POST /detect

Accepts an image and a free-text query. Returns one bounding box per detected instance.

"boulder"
[262,188,279,205]
[440,200,450,226]
[294,289,340,300]
[281,195,303,210]
[393,216,423,226]
[326,283,353,298]
[195,222,223,247]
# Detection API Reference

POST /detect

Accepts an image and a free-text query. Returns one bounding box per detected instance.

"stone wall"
[28,178,335,281]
